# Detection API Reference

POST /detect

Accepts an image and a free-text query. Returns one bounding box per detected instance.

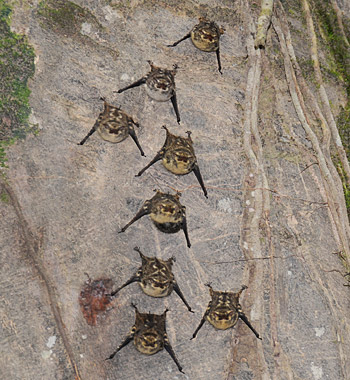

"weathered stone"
[1,0,350,379]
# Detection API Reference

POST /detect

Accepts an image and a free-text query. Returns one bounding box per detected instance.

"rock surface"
[1,0,350,379]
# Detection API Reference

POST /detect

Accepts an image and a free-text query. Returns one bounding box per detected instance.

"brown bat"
[78,97,145,156]
[116,61,180,123]
[106,304,184,373]
[110,247,193,312]
[119,190,191,248]
[136,126,208,198]
[168,17,225,74]
[191,284,261,340]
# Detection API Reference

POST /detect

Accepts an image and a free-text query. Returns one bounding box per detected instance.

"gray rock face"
[1,1,350,379]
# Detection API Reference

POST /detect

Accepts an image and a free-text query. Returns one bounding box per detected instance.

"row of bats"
[77,18,261,374]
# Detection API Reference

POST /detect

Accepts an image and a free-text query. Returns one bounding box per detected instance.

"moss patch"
[0,0,35,142]
[313,0,350,90]
[309,0,350,217]
[36,1,118,58]
[337,105,350,158]
[335,160,350,217]
[37,0,100,37]
[0,187,9,202]
[0,0,36,174]
[107,0,239,27]
[312,0,350,116]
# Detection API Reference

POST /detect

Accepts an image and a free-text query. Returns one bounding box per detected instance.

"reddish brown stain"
[79,276,114,326]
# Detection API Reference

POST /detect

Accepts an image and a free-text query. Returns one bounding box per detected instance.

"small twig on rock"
[332,250,346,261]
[300,162,318,174]
[321,268,350,287]
[200,255,297,264]
[321,268,344,275]
[344,272,350,286]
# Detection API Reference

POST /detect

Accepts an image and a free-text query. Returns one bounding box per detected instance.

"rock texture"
[1,0,350,379]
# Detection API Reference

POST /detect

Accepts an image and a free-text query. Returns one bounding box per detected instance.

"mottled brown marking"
[79,277,114,326]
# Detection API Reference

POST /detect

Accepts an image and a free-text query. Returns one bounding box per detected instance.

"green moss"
[310,0,350,218]
[0,188,9,202]
[297,57,318,85]
[36,1,118,58]
[37,0,101,37]
[337,105,350,158]
[288,8,296,16]
[0,1,10,21]
[0,0,36,174]
[0,1,35,141]
[335,145,350,219]
[107,0,238,27]
[0,137,16,181]
[265,147,302,164]
[0,144,8,169]
[334,159,350,222]
[313,0,350,93]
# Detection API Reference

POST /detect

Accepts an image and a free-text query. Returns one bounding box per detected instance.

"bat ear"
[205,282,214,296]
[168,256,176,264]
[162,125,170,134]
[147,60,155,70]
[171,64,178,75]
[237,285,248,298]
[175,191,182,199]
[101,97,109,109]
[134,246,146,259]
[131,302,140,315]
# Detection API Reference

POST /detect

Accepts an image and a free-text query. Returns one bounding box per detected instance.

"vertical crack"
[301,0,350,184]
[272,3,350,377]
[273,2,350,260]
[1,180,82,380]
[226,1,295,378]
